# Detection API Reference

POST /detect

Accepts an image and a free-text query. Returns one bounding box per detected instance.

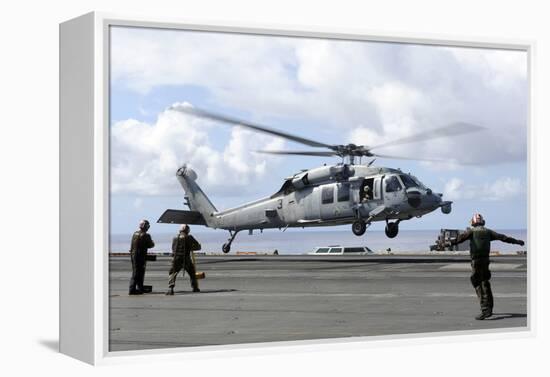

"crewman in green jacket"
[129,219,155,295]
[453,213,525,320]
[165,224,201,295]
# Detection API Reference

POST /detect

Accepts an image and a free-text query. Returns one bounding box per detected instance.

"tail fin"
[176,165,217,227]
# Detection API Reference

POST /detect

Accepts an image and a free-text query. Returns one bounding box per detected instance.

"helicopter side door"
[335,182,353,219]
[365,176,384,210]
[320,183,337,220]
[319,182,354,220]
[383,175,405,209]
[373,176,383,202]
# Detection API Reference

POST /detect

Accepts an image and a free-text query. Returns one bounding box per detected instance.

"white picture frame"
[59,11,533,365]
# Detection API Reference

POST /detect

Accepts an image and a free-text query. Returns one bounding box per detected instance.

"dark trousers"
[470,257,493,314]
[129,253,147,293]
[168,254,198,290]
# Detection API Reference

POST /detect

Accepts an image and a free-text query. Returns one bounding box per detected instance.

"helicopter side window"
[322,186,334,204]
[385,176,403,193]
[337,183,350,202]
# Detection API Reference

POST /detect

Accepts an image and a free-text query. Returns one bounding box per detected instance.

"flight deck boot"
[481,280,493,316]
[476,281,493,320]
[165,287,174,296]
[474,286,488,320]
[191,277,200,292]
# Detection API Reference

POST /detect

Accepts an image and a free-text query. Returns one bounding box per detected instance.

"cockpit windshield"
[399,174,427,190]
[411,175,427,189]
[399,174,418,189]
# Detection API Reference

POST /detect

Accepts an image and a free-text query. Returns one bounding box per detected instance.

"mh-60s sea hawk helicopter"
[158,105,483,253]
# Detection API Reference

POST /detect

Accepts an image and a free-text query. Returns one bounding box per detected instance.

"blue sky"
[109,26,528,235]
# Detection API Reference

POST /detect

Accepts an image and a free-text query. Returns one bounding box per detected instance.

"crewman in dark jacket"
[129,219,155,295]
[165,224,201,295]
[453,213,525,320]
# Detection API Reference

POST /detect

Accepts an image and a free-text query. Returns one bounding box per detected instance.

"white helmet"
[470,213,485,226]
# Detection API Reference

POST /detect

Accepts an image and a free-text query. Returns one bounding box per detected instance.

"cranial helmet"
[470,213,485,226]
[139,219,150,231]
[180,224,190,234]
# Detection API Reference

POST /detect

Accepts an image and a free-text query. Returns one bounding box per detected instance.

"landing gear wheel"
[352,221,366,236]
[385,222,399,238]
[222,230,239,254]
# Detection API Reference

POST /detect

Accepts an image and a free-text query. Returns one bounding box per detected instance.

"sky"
[109,26,528,235]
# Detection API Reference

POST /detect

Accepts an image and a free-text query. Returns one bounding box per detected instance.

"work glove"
[517,240,525,246]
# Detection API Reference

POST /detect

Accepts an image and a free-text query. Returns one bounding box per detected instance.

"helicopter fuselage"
[182,164,451,233]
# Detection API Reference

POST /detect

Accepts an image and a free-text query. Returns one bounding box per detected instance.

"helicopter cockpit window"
[337,183,350,202]
[322,186,334,204]
[411,176,427,189]
[385,176,403,193]
[399,174,418,189]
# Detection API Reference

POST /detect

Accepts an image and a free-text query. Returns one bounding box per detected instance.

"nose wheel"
[352,220,367,236]
[385,220,400,238]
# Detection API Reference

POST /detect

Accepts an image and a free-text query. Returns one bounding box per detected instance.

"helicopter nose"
[406,189,422,208]
[422,190,442,209]
[432,192,446,211]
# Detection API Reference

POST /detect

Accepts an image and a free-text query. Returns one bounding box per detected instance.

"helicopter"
[157,105,483,253]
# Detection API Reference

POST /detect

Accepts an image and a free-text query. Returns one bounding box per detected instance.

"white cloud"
[133,198,143,209]
[111,27,528,168]
[111,104,284,196]
[443,177,522,201]
[349,81,428,148]
[447,47,527,90]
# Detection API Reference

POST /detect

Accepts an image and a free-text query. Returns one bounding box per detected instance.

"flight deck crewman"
[452,213,525,320]
[166,224,201,295]
[129,219,155,295]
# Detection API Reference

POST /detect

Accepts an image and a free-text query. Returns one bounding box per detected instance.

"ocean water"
[110,229,527,255]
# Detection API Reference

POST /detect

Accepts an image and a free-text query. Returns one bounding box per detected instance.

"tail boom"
[176,165,218,228]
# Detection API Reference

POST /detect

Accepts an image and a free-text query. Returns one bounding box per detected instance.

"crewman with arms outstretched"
[453,213,525,320]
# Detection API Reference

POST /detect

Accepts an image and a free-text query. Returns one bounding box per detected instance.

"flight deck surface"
[109,255,527,352]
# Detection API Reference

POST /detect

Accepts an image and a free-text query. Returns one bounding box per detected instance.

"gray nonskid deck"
[109,255,527,352]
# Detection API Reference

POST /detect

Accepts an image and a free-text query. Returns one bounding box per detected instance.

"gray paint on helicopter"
[158,107,467,253]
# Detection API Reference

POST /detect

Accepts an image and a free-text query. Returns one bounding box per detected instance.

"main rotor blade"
[371,152,474,165]
[369,122,485,151]
[255,150,338,157]
[170,105,333,149]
